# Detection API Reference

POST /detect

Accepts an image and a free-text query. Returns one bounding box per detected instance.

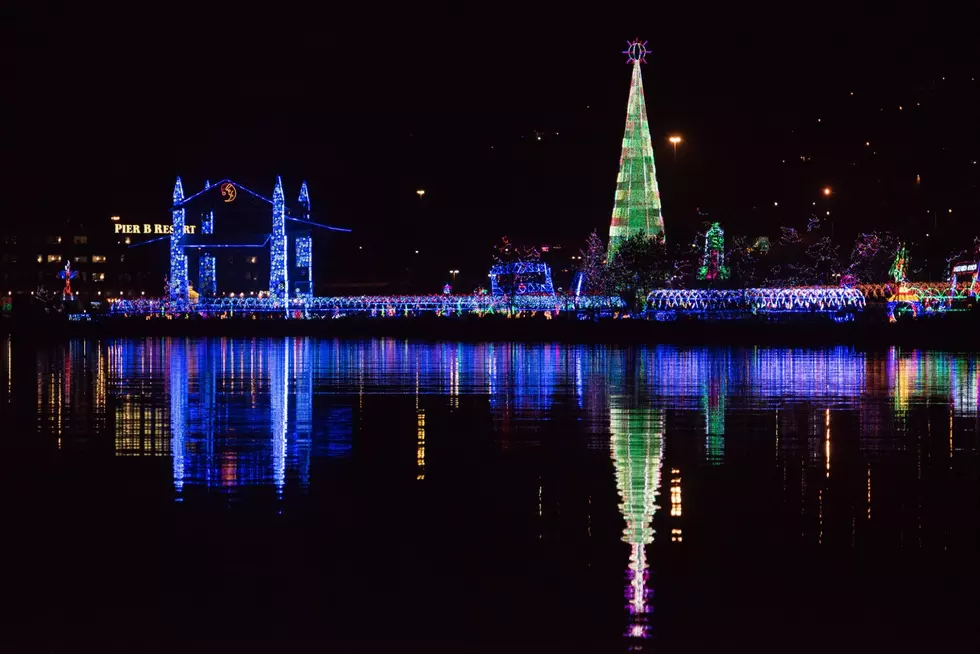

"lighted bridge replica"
[112,179,592,318]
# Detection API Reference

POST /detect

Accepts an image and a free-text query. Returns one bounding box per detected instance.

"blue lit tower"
[298,180,310,215]
[270,176,289,302]
[170,177,188,302]
[294,181,313,299]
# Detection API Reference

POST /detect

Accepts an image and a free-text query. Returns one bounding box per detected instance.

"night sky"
[5,2,979,286]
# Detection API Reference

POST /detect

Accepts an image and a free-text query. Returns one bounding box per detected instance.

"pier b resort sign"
[114,223,197,235]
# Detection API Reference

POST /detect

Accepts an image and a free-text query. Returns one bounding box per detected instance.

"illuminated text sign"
[115,224,197,235]
[953,264,977,273]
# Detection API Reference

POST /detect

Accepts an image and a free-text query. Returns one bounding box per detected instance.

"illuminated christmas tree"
[608,39,665,256]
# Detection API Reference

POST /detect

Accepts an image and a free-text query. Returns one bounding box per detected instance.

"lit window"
[74,256,89,263]
[47,236,60,245]
[248,256,258,264]
[73,236,88,245]
[47,254,61,263]
[94,273,105,282]
[91,255,106,263]
[36,255,42,263]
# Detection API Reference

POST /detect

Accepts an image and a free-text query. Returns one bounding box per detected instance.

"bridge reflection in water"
[112,338,353,496]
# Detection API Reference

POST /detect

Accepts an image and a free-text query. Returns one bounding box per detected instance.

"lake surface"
[1,337,978,650]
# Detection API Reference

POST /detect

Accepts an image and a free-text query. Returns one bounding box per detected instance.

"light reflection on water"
[3,336,979,645]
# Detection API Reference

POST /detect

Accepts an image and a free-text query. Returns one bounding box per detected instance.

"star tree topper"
[623,38,650,64]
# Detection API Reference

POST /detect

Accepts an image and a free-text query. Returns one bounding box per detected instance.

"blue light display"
[202,209,214,235]
[169,177,188,302]
[111,293,625,317]
[270,339,289,495]
[169,340,187,496]
[295,236,313,298]
[199,254,216,297]
[296,236,312,268]
[489,261,556,296]
[646,287,866,315]
[298,180,310,216]
[270,177,289,303]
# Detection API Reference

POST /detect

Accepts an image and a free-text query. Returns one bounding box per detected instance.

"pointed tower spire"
[270,176,289,302]
[609,40,664,256]
[173,176,185,204]
[298,180,311,217]
[205,179,211,190]
[170,177,188,302]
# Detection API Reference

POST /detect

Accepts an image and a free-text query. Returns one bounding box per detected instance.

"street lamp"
[668,135,682,157]
[823,187,832,197]
[416,189,426,198]
[449,269,459,281]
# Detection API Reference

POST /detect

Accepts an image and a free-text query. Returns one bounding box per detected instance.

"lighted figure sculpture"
[889,244,908,284]
[608,39,665,256]
[610,405,664,641]
[58,261,77,297]
[885,244,924,322]
[697,222,730,281]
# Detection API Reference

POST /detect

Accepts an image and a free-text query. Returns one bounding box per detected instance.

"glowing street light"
[668,135,682,157]
[449,269,459,281]
[823,187,832,197]
[416,189,426,198]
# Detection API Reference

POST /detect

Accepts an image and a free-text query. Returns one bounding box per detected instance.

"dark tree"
[728,235,762,286]
[846,232,900,283]
[606,232,670,313]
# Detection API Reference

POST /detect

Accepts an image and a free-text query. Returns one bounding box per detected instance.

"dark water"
[1,337,978,650]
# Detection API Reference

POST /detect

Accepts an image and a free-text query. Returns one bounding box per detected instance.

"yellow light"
[823,187,832,196]
[416,189,425,198]
[110,215,120,221]
[668,136,682,145]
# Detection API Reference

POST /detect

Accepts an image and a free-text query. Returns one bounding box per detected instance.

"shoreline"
[4,312,980,348]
